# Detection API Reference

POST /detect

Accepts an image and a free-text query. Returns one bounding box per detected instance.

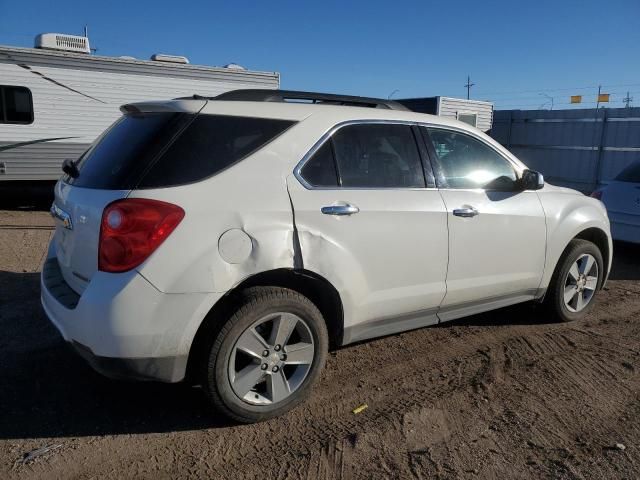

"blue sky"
[1,0,639,109]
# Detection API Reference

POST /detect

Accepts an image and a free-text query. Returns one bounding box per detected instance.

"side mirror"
[520,169,544,190]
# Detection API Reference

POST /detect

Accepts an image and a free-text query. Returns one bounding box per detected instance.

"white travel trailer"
[0,33,280,182]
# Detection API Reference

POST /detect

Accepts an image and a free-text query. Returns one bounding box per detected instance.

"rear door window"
[299,142,339,187]
[298,123,426,189]
[333,124,425,188]
[67,113,294,189]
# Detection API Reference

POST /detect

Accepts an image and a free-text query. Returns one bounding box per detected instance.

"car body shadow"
[609,240,640,280]
[0,270,232,440]
[441,301,547,328]
[0,181,55,211]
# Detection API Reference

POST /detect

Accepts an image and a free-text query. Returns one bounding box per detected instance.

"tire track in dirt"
[15,297,638,479]
[196,319,629,478]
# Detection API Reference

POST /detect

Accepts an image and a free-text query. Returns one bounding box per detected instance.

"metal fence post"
[594,108,608,190]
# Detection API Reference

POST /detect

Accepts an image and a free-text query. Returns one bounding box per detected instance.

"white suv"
[42,90,612,422]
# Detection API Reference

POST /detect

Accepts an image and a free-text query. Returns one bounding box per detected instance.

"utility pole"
[539,93,554,110]
[464,75,474,100]
[623,91,633,108]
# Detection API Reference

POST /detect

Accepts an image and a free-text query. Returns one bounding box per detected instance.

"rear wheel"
[203,287,328,423]
[545,239,604,322]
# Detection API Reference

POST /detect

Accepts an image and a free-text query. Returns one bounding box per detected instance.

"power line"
[487,89,640,103]
[489,89,640,109]
[471,82,640,98]
[493,95,635,106]
[0,30,34,39]
[441,88,640,103]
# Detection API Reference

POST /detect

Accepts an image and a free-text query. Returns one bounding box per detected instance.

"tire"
[544,239,604,322]
[202,287,328,423]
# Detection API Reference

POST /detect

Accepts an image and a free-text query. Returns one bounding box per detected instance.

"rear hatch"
[52,183,127,293]
[51,100,205,294]
[51,98,297,294]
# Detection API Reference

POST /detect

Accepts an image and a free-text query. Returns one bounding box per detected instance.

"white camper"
[0,33,280,182]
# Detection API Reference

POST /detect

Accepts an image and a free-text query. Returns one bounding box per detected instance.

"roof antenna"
[83,24,97,53]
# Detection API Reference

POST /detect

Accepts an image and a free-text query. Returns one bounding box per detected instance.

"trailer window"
[0,86,34,124]
[457,113,477,128]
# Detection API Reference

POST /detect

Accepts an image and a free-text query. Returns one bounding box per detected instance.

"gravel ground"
[1,207,639,479]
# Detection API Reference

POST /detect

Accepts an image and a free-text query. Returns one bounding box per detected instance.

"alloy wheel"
[227,312,315,405]
[563,253,599,313]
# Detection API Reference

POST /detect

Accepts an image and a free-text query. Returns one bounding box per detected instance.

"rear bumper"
[70,341,187,382]
[41,256,221,383]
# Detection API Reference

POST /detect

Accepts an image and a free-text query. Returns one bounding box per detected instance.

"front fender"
[538,191,612,290]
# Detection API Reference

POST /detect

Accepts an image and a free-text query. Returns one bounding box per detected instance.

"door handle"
[452,207,479,218]
[321,204,360,216]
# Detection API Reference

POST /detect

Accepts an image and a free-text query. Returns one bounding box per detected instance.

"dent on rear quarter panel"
[132,148,298,295]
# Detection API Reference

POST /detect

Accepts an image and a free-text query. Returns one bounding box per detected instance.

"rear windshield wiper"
[62,158,80,178]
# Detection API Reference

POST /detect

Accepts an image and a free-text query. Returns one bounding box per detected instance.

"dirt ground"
[1,206,639,480]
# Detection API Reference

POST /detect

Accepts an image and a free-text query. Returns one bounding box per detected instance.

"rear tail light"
[590,190,603,200]
[99,198,184,273]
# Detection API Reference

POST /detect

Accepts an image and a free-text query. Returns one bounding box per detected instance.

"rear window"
[66,113,294,189]
[138,114,294,188]
[615,162,640,183]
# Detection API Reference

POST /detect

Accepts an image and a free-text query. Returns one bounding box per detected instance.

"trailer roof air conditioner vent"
[35,33,90,54]
[151,54,189,64]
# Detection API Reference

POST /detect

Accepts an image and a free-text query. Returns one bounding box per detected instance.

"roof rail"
[187,89,409,111]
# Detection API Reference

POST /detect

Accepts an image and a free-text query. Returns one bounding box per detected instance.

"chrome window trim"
[436,188,540,193]
[293,119,523,191]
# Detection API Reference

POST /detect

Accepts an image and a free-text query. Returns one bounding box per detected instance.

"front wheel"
[203,287,328,423]
[544,239,604,322]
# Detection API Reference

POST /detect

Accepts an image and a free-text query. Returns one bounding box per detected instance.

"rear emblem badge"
[50,203,73,230]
